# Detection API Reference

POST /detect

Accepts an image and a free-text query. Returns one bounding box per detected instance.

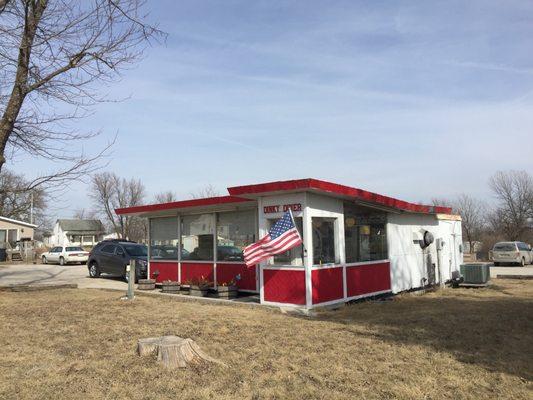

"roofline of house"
[0,216,38,228]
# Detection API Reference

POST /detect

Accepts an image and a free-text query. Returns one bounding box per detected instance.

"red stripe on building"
[216,263,257,292]
[149,261,179,283]
[181,262,214,284]
[346,261,391,297]
[312,267,344,304]
[263,269,306,305]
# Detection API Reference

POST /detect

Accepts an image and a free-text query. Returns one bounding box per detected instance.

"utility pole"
[30,192,34,225]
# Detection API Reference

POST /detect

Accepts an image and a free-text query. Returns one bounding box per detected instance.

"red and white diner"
[115,178,463,309]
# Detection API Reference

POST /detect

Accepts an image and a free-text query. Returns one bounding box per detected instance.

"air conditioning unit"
[460,263,491,284]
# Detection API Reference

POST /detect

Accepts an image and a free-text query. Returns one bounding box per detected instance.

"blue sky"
[14,0,533,218]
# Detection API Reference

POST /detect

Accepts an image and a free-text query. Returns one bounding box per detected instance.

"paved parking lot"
[1,262,531,291]
[490,264,533,277]
[0,262,129,290]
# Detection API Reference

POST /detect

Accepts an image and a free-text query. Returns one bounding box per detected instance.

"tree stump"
[137,336,226,369]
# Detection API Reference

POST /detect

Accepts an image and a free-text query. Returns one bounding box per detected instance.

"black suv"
[87,240,148,282]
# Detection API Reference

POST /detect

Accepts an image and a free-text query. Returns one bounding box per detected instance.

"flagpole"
[288,208,307,262]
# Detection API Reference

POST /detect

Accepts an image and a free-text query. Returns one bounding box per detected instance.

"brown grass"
[0,280,532,400]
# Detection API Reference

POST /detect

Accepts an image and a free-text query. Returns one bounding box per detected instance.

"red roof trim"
[228,178,453,214]
[115,196,252,215]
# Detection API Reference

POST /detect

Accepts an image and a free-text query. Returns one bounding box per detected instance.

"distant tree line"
[433,170,533,258]
[1,167,530,251]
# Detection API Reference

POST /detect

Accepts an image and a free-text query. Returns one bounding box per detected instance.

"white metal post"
[213,212,217,288]
[147,218,151,280]
[127,259,135,300]
[303,193,313,309]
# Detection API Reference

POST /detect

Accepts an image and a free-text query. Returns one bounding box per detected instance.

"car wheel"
[88,262,100,278]
[59,257,66,266]
[42,256,47,264]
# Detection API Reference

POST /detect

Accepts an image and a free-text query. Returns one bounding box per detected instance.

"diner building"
[116,178,463,309]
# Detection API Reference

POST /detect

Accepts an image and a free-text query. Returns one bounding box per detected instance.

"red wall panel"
[149,261,179,283]
[181,262,214,284]
[216,263,257,291]
[346,261,391,297]
[263,269,306,305]
[312,267,344,304]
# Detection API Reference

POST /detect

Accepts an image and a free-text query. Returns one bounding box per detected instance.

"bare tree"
[72,208,98,220]
[0,168,53,234]
[0,0,164,188]
[154,191,178,203]
[454,194,486,255]
[489,170,533,240]
[89,171,146,241]
[189,184,220,199]
[431,198,455,211]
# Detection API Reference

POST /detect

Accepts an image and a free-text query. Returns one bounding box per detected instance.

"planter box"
[216,285,238,299]
[138,279,156,290]
[161,281,180,294]
[189,285,209,297]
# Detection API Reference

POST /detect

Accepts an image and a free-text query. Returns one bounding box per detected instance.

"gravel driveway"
[0,262,129,290]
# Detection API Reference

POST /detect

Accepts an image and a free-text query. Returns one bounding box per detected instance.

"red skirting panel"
[149,261,178,283]
[346,261,391,297]
[217,263,257,292]
[181,262,214,284]
[312,267,344,304]
[263,269,306,305]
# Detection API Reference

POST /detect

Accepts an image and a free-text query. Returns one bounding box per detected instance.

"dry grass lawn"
[0,279,532,399]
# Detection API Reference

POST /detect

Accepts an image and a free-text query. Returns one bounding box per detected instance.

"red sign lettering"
[264,203,302,213]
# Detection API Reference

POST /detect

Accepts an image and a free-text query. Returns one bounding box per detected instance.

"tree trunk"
[137,336,226,369]
[0,0,47,172]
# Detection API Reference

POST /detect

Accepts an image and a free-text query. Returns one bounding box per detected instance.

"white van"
[492,242,532,266]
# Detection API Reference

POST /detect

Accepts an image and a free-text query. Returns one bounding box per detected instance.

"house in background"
[0,216,37,261]
[46,219,105,248]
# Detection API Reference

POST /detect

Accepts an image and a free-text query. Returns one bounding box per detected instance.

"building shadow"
[316,292,533,381]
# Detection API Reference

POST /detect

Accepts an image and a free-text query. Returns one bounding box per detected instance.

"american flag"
[244,210,302,267]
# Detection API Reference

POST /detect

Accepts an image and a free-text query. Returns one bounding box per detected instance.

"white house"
[45,219,105,248]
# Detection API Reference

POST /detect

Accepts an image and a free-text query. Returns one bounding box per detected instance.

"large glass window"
[344,203,388,263]
[269,217,304,266]
[181,214,214,261]
[217,210,256,262]
[312,217,337,265]
[150,217,179,260]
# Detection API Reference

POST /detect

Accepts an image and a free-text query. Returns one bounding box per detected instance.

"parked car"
[217,245,244,261]
[150,245,190,260]
[87,240,148,282]
[491,241,532,266]
[41,246,89,265]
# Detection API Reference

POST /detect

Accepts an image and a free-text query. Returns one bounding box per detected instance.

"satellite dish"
[420,230,434,249]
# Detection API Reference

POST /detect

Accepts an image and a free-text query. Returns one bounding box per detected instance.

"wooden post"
[127,259,136,300]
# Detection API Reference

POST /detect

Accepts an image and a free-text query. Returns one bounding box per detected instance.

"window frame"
[149,216,180,261]
[343,202,389,264]
[216,209,257,263]
[180,213,216,262]
[311,216,339,266]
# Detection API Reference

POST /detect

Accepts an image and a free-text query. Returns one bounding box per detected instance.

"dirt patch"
[0,280,531,399]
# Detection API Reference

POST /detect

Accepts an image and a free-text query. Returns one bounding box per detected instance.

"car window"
[116,246,125,255]
[100,244,116,254]
[66,247,84,252]
[493,243,516,252]
[124,244,147,257]
[518,243,530,251]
